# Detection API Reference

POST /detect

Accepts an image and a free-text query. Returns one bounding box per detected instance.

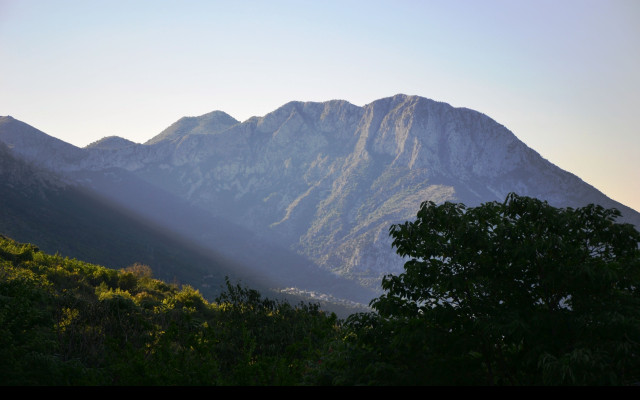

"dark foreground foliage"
[306,193,640,385]
[0,235,338,385]
[2,193,639,385]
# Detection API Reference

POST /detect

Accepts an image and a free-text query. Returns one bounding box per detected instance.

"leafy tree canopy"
[366,193,640,385]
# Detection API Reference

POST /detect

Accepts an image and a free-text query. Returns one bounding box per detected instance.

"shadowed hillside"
[2,95,639,305]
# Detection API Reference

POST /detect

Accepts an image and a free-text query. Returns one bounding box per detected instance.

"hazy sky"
[1,0,639,212]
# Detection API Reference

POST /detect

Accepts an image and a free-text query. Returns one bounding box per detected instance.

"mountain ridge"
[2,94,638,303]
[0,138,373,313]
[145,110,240,145]
[86,135,138,150]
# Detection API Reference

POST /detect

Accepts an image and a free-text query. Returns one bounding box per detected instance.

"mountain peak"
[196,110,239,124]
[145,110,239,145]
[0,115,84,170]
[3,96,639,306]
[85,136,138,150]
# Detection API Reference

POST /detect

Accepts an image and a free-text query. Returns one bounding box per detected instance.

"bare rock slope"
[2,94,638,303]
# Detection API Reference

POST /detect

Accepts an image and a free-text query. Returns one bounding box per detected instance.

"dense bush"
[304,194,640,385]
[3,193,639,386]
[0,235,339,385]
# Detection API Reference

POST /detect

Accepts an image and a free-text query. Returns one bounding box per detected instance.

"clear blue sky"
[1,0,639,212]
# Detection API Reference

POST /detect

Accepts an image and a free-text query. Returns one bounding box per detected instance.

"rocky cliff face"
[2,94,638,301]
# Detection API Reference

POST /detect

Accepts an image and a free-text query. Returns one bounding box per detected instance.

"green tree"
[369,193,640,385]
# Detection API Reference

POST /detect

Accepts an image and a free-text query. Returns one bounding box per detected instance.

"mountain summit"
[1,94,638,304]
[145,110,240,145]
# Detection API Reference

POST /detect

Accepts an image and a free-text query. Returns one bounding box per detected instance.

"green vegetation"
[307,193,640,385]
[2,193,639,385]
[0,235,338,385]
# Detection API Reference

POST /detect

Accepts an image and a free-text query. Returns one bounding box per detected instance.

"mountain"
[144,110,240,145]
[2,94,639,304]
[86,135,138,150]
[0,117,377,310]
[0,139,265,300]
[0,139,372,315]
[0,116,86,170]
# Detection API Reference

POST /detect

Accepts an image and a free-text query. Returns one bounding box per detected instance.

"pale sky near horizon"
[1,0,639,213]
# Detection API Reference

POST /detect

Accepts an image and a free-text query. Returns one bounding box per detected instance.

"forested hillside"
[0,234,339,385]
[2,193,639,385]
